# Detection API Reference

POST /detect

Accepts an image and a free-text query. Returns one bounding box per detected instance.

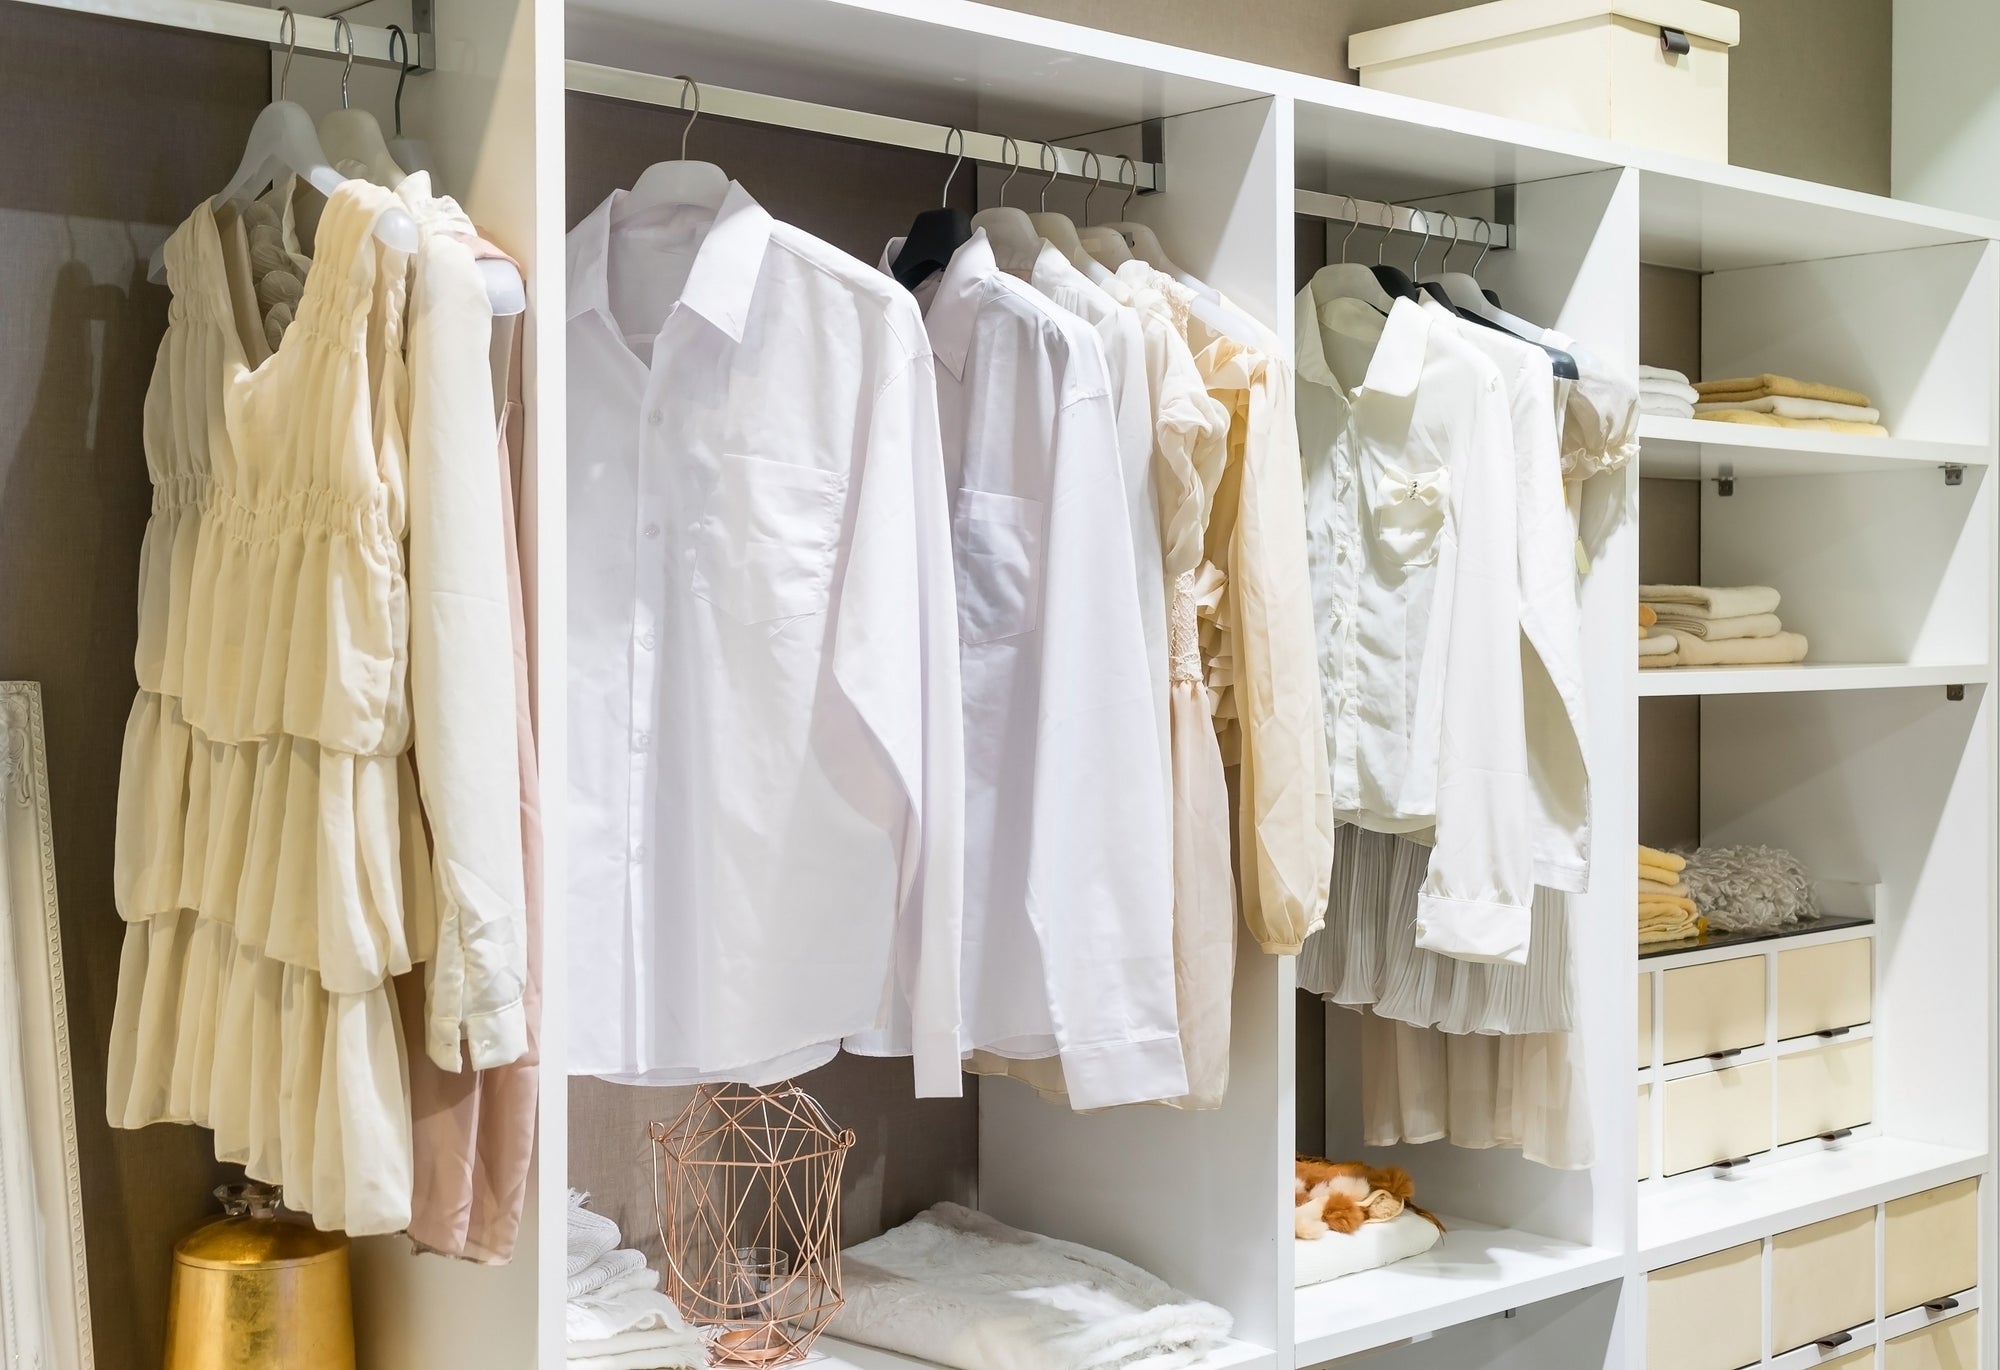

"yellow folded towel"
[1640,895,1700,920]
[1651,611,1784,642]
[1697,410,1889,437]
[1639,604,1658,629]
[1639,865,1682,889]
[1639,876,1690,899]
[1665,628,1810,666]
[1639,650,1680,669]
[1694,395,1881,423]
[1639,846,1686,873]
[1695,374,1872,408]
[1640,919,1702,946]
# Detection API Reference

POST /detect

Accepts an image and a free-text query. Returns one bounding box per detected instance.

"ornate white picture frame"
[0,682,94,1369]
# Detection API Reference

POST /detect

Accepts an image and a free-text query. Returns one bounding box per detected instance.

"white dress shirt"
[1297,273,1534,964]
[566,181,965,1095]
[860,231,1185,1109]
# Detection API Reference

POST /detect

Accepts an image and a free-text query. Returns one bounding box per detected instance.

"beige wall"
[989,0,1892,193]
[0,10,267,1366]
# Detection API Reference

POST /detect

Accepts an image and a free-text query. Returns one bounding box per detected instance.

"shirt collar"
[1295,267,1430,400]
[916,228,995,380]
[564,180,773,343]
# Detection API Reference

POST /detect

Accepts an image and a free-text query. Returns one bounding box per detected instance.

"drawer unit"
[1777,939,1872,1041]
[1771,1208,1876,1354]
[1663,1060,1772,1175]
[1776,1039,1873,1146]
[1639,971,1655,1065]
[1885,1311,1978,1370]
[1815,1351,1877,1370]
[1648,1242,1763,1370]
[1885,1179,1980,1315]
[1662,956,1765,1064]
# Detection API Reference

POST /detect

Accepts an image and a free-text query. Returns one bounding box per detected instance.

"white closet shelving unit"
[9,0,1995,1366]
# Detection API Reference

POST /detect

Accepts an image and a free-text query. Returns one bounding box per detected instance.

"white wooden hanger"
[1026,143,1087,268]
[1078,155,1134,268]
[1310,196,1397,314]
[612,76,729,225]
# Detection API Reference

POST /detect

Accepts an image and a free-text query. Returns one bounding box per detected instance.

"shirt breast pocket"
[953,488,1045,645]
[1363,457,1451,569]
[693,453,847,624]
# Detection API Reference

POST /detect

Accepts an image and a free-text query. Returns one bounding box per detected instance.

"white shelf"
[1637,416,1989,480]
[1292,1221,1622,1367]
[1638,1138,1988,1269]
[813,1336,1277,1369]
[1638,662,1990,697]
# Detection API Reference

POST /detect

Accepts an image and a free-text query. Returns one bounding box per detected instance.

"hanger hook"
[998,136,1022,207]
[1441,213,1463,272]
[673,75,700,161]
[1338,194,1360,264]
[275,8,297,102]
[1037,142,1059,213]
[1117,156,1138,219]
[1080,151,1103,227]
[1475,217,1495,274]
[1376,200,1396,266]
[333,16,355,110]
[1410,209,1432,271]
[940,127,967,208]
[386,25,411,137]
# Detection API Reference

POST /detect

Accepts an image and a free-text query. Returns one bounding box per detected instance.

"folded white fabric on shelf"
[1295,1211,1443,1288]
[1638,634,1678,658]
[1639,378,1699,406]
[571,1246,649,1301]
[1640,584,1781,619]
[566,1325,707,1370]
[1694,394,1881,423]
[1651,611,1783,642]
[1639,364,1690,385]
[1639,395,1693,419]
[830,1202,1233,1370]
[569,1192,622,1278]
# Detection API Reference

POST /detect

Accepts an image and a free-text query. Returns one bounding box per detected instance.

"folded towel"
[1640,395,1695,420]
[1641,378,1700,406]
[1640,364,1691,385]
[1639,877,1690,899]
[570,1246,650,1300]
[1696,410,1889,437]
[1295,1211,1442,1288]
[568,1192,622,1279]
[1695,395,1881,423]
[829,1203,1234,1370]
[1638,633,1678,658]
[1665,629,1810,666]
[1639,863,1684,888]
[1638,846,1686,873]
[1639,650,1680,669]
[566,1325,707,1370]
[1695,374,1871,407]
[567,1284,697,1347]
[1639,604,1658,629]
[1639,920,1701,946]
[1651,611,1784,642]
[1640,895,1700,919]
[1641,585,1781,619]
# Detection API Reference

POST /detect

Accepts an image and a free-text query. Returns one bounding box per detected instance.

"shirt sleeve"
[832,345,966,1099]
[1233,360,1336,954]
[1413,367,1537,965]
[406,227,530,1071]
[1032,362,1187,1111]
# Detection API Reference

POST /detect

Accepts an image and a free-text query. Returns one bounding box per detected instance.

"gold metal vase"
[163,1183,356,1370]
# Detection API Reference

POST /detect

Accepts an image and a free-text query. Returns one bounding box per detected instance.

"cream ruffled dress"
[107,177,434,1235]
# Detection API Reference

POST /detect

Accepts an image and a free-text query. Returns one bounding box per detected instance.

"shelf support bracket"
[1941,464,1965,487]
[1947,684,1966,702]
[1712,474,1735,497]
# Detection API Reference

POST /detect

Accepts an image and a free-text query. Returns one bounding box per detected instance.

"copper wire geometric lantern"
[650,1082,856,1365]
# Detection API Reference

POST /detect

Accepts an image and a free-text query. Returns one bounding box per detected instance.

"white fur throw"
[829,1203,1234,1369]
[1680,845,1815,934]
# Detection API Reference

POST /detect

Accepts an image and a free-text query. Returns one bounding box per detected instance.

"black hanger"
[1366,202,1421,303]
[892,128,973,291]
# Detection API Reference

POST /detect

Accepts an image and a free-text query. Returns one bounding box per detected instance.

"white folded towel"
[1640,377,1700,406]
[1695,394,1881,423]
[829,1203,1234,1370]
[569,1192,622,1279]
[571,1247,650,1301]
[1651,611,1783,642]
[567,1283,699,1347]
[566,1325,708,1370]
[1640,585,1781,619]
[1638,633,1678,658]
[1640,395,1694,419]
[1639,364,1690,385]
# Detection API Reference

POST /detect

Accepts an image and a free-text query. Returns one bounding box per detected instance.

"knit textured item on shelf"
[1680,844,1816,935]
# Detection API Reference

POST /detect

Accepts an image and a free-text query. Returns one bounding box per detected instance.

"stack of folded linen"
[567,1192,708,1369]
[1639,585,1809,667]
[829,1202,1234,1370]
[1639,845,1701,946]
[1693,374,1888,437]
[1639,365,1698,420]
[1638,603,1677,669]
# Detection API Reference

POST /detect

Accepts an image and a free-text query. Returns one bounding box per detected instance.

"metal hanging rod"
[10,0,430,70]
[566,60,1163,195]
[1294,188,1515,252]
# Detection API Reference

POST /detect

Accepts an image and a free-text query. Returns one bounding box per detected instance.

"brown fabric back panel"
[564,89,982,1257]
[0,9,269,1366]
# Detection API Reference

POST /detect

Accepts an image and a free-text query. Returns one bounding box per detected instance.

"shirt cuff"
[1060,1033,1190,1111]
[1414,891,1532,965]
[434,997,528,1074]
[909,1030,965,1099]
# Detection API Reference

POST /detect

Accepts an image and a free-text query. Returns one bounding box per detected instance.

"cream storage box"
[1348,0,1741,161]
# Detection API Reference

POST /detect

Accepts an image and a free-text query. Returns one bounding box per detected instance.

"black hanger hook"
[674,75,700,161]
[276,7,297,101]
[386,25,411,137]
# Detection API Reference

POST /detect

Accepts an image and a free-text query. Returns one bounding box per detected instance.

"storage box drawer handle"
[1815,1332,1855,1351]
[1661,26,1691,56]
[1925,1297,1961,1314]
